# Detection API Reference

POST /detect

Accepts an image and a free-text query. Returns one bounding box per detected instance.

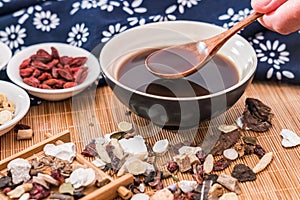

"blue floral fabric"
[0,0,299,93]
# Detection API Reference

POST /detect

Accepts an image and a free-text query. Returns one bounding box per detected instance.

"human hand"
[251,0,300,34]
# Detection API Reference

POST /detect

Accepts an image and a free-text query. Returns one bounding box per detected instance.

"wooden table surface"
[1,81,300,200]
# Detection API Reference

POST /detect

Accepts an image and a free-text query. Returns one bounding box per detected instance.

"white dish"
[0,42,12,70]
[7,42,101,101]
[0,80,30,136]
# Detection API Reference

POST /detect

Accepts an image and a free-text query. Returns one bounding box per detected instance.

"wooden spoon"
[145,12,263,79]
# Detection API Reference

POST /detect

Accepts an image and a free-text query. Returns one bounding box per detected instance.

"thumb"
[251,0,288,13]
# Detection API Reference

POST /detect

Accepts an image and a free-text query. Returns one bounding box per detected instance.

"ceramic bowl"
[7,42,101,101]
[99,21,257,128]
[0,42,12,70]
[0,81,30,136]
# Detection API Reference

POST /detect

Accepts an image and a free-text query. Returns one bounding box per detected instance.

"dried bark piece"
[173,154,192,172]
[253,152,273,173]
[217,174,241,194]
[207,183,224,200]
[242,136,257,146]
[238,98,273,132]
[231,164,256,182]
[16,129,34,140]
[210,129,241,156]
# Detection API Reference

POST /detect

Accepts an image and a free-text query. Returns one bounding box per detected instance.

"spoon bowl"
[146,12,263,79]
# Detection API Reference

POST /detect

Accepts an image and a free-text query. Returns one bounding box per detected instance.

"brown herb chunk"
[231,164,256,182]
[239,98,273,132]
[210,130,241,156]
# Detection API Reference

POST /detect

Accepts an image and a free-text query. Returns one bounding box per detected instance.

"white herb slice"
[253,152,273,174]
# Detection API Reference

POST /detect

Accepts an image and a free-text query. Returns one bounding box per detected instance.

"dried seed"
[167,161,179,173]
[253,152,273,173]
[203,154,214,174]
[213,158,230,171]
[223,148,239,161]
[254,144,266,159]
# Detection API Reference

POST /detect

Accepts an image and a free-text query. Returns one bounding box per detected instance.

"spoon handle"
[206,12,263,54]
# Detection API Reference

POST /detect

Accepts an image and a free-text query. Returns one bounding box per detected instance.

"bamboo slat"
[0,81,300,200]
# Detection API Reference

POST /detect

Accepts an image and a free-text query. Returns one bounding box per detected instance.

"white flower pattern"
[149,5,177,22]
[219,8,252,29]
[33,10,60,32]
[0,24,26,49]
[67,23,89,47]
[101,23,127,43]
[177,0,201,14]
[256,40,293,80]
[122,0,147,15]
[0,0,10,8]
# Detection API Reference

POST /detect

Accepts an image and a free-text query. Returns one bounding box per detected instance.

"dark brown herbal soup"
[117,48,239,98]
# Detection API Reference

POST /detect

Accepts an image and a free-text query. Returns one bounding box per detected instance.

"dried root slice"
[0,110,13,125]
[203,154,214,174]
[207,183,225,200]
[219,192,238,200]
[252,152,273,174]
[153,139,169,155]
[126,159,147,175]
[59,182,74,195]
[223,149,239,161]
[217,174,241,194]
[151,188,174,200]
[7,183,33,199]
[118,121,133,133]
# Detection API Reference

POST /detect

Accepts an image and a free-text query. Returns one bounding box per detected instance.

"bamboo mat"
[1,81,300,200]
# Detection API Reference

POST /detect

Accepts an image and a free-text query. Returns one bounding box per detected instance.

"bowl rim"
[100,20,257,101]
[7,42,100,95]
[0,80,30,132]
[0,42,12,70]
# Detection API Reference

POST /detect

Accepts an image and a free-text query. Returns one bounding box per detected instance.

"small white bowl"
[7,43,101,101]
[0,80,30,136]
[0,42,12,70]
